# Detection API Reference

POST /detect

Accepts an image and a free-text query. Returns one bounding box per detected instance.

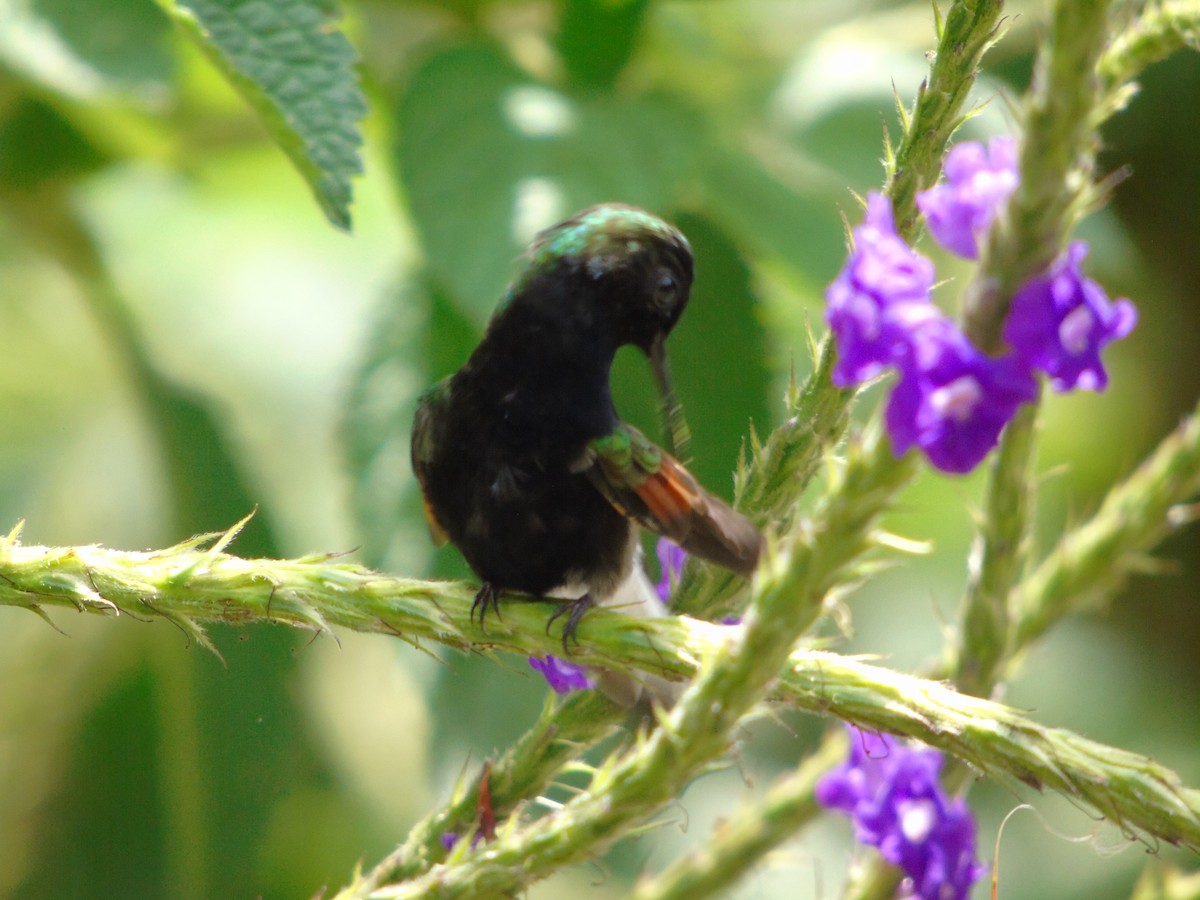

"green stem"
[352,690,625,891]
[886,0,1008,241]
[678,333,855,619]
[953,0,1200,684]
[1098,2,1200,102]
[3,536,1198,854]
[350,449,924,898]
[632,728,847,900]
[686,0,1010,624]
[739,334,856,525]
[1011,396,1200,654]
[965,0,1117,353]
[953,393,1040,696]
[780,650,1200,850]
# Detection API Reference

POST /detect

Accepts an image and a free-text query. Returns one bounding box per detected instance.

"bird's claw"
[471,583,502,633]
[546,594,595,654]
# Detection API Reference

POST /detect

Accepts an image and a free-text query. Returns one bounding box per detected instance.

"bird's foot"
[546,593,595,654]
[471,582,502,633]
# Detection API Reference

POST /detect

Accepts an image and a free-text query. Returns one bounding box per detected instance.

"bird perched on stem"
[411,205,761,700]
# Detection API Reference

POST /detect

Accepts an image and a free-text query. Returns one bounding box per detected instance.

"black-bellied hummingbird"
[411,205,761,702]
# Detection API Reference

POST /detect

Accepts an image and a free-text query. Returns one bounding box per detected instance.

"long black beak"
[649,333,692,463]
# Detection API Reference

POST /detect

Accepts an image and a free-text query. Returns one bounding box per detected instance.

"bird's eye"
[654,272,678,307]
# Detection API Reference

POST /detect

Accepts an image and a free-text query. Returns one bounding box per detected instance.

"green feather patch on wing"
[586,423,764,576]
[586,423,700,539]
[590,425,663,487]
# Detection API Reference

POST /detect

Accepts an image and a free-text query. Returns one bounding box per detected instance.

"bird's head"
[501,204,696,456]
[516,203,694,355]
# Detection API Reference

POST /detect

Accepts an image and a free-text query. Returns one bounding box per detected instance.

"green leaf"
[142,376,280,557]
[22,663,172,898]
[0,184,281,556]
[158,0,366,230]
[0,98,110,189]
[394,43,700,321]
[610,213,771,495]
[557,0,649,90]
[699,144,847,284]
[343,274,475,570]
[0,0,173,98]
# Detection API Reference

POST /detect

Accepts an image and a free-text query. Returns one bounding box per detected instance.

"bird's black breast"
[415,354,634,597]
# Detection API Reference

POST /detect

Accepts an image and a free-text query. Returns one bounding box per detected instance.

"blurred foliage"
[0,1,1196,898]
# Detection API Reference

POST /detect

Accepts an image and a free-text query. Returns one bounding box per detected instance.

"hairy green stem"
[3,446,1199,858]
[632,728,847,900]
[685,0,1011,626]
[965,0,1116,352]
[678,332,854,619]
[684,0,1011,625]
[953,394,1041,696]
[1011,396,1200,654]
[780,649,1200,850]
[358,552,812,895]
[349,426,915,897]
[1098,2,1200,99]
[886,0,1008,240]
[737,335,856,523]
[354,690,625,891]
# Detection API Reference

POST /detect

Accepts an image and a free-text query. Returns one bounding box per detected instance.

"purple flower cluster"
[817,727,986,899]
[826,194,940,387]
[826,138,1136,473]
[1004,241,1137,393]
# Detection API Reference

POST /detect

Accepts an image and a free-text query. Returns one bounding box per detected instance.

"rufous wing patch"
[631,454,703,535]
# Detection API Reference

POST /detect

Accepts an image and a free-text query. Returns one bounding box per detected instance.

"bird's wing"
[582,422,762,576]
[410,379,451,547]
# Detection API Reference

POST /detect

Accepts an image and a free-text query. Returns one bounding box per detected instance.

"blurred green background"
[0,1,1197,897]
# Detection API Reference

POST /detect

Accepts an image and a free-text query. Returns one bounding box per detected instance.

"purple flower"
[917,136,1019,259]
[440,831,482,852]
[885,318,1037,474]
[529,655,593,693]
[817,726,986,900]
[655,537,688,603]
[825,179,1136,477]
[826,193,939,386]
[1003,241,1137,392]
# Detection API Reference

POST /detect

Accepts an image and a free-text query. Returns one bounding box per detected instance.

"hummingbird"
[411,205,762,697]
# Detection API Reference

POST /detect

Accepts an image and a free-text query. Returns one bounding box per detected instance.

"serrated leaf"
[395,43,700,321]
[158,0,366,230]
